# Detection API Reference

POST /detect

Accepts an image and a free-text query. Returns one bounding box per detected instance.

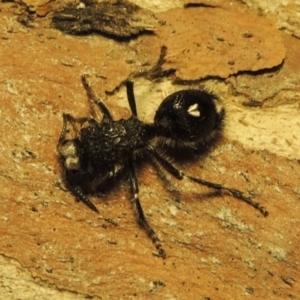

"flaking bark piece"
[52,0,157,38]
[184,0,227,8]
[138,5,286,81]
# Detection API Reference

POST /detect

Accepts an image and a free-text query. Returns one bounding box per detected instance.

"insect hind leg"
[147,147,268,217]
[187,176,268,216]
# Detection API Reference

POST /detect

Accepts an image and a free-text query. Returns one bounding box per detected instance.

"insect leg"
[147,148,268,217]
[187,176,268,216]
[81,74,113,121]
[128,158,166,258]
[125,81,138,117]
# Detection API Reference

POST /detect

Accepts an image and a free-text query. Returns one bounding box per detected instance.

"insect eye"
[154,90,222,143]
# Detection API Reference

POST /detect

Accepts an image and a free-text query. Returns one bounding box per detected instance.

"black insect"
[57,75,268,258]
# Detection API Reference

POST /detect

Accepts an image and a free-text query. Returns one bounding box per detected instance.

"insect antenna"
[58,113,69,144]
[67,183,100,214]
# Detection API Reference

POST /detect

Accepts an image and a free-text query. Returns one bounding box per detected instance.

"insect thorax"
[79,117,151,167]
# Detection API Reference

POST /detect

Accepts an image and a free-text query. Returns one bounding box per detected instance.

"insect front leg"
[147,147,268,217]
[81,74,113,121]
[128,158,166,258]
